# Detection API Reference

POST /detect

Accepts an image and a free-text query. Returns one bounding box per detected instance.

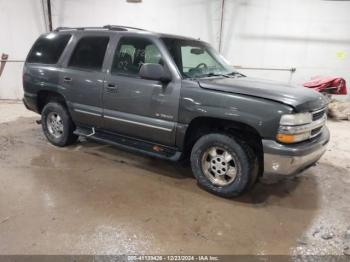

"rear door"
[102,35,181,146]
[59,33,111,128]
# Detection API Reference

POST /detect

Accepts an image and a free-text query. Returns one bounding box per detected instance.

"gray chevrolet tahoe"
[23,25,330,198]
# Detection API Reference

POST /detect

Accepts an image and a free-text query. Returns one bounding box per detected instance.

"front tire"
[41,102,78,147]
[190,133,258,198]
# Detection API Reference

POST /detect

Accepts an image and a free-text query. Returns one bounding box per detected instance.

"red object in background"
[303,76,347,95]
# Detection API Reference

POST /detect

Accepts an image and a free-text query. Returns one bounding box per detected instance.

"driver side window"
[111,37,162,76]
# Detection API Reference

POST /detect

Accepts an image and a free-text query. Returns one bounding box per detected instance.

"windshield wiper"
[198,73,230,78]
[227,71,245,77]
[198,72,245,78]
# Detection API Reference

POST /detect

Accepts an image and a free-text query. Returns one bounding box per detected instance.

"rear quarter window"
[26,33,71,64]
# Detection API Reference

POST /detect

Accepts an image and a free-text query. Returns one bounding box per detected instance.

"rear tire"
[41,102,78,147]
[190,133,259,198]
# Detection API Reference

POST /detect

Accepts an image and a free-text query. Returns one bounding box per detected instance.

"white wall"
[0,0,46,99]
[51,0,223,46]
[221,0,350,99]
[1,0,350,99]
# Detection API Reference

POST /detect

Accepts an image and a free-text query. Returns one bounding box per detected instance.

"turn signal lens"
[276,134,295,143]
[276,132,310,144]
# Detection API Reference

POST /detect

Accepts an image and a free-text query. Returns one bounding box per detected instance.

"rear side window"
[27,34,71,64]
[68,36,109,70]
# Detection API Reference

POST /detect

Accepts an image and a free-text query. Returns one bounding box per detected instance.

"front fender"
[178,80,293,139]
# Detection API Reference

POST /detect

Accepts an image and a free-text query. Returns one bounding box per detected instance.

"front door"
[103,36,181,146]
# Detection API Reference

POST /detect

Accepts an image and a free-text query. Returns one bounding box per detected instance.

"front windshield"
[161,37,239,79]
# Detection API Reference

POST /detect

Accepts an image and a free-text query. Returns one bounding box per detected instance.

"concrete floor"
[0,101,349,255]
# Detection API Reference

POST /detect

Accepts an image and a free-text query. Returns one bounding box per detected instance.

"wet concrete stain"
[0,117,349,255]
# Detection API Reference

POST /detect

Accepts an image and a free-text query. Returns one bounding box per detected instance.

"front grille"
[312,108,326,121]
[310,107,327,138]
[311,126,323,138]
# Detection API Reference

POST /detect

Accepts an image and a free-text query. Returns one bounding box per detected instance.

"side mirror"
[139,63,171,82]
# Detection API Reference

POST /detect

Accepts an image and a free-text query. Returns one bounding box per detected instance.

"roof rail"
[54,25,146,32]
[103,25,146,31]
[54,26,106,32]
[54,27,71,31]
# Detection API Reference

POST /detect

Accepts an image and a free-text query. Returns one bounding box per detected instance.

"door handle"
[63,76,72,82]
[106,83,118,93]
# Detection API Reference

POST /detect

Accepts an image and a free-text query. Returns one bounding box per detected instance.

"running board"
[74,127,182,161]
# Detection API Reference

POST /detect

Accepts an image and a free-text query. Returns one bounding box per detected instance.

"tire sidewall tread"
[41,102,77,147]
[190,133,258,198]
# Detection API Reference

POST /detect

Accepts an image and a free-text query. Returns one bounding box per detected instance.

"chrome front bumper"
[263,127,330,176]
[264,146,327,175]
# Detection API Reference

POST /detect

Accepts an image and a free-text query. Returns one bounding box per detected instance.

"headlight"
[279,113,312,126]
[277,112,316,144]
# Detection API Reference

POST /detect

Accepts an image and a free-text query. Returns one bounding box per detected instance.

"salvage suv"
[23,25,329,198]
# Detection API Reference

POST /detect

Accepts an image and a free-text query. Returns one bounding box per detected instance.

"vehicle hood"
[198,77,328,112]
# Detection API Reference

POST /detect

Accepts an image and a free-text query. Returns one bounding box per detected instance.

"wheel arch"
[180,116,264,175]
[36,90,68,114]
